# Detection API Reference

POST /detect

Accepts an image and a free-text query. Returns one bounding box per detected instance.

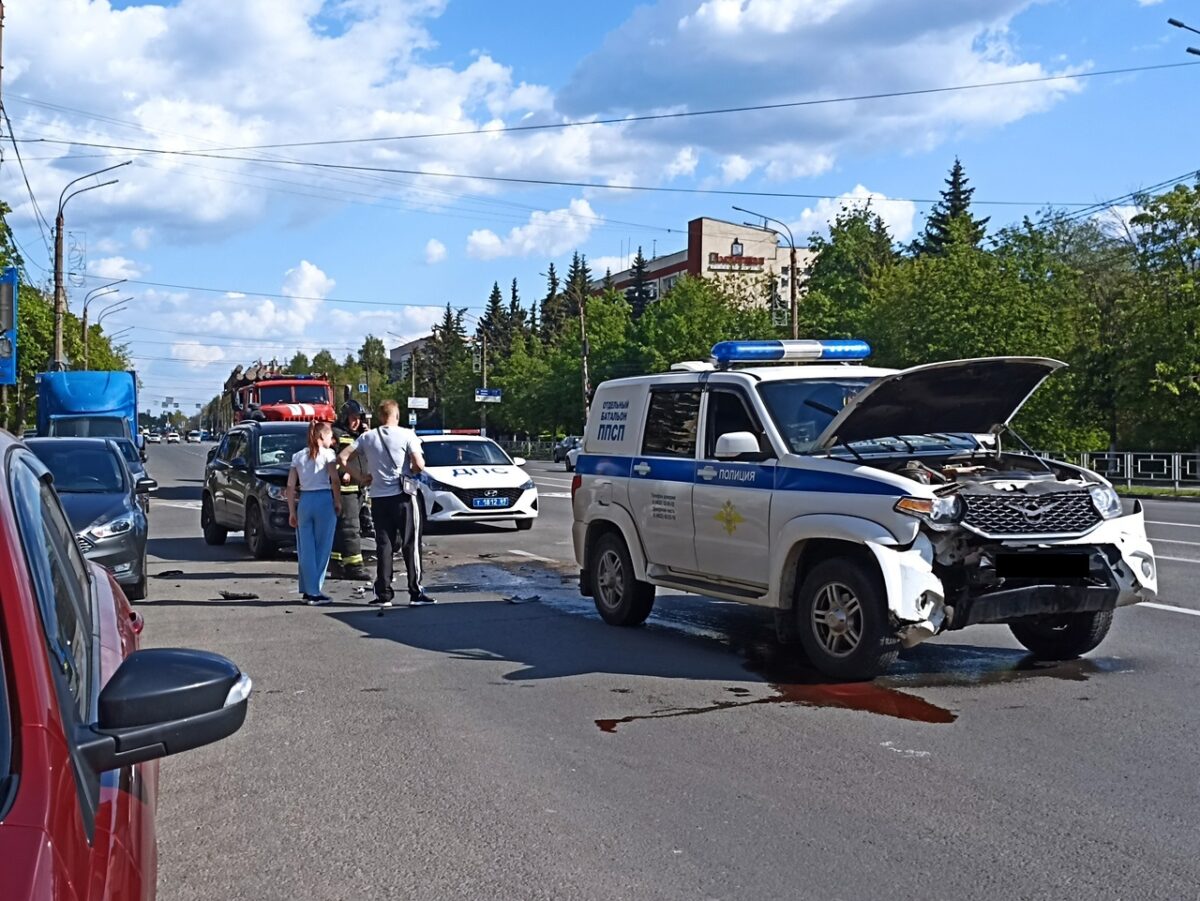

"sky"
[2,0,1198,411]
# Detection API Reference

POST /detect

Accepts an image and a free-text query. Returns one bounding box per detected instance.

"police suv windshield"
[758,377,980,455]
[423,440,511,468]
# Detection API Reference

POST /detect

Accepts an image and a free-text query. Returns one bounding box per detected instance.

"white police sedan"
[416,435,538,530]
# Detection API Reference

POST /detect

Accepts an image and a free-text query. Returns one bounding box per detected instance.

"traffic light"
[770,289,788,327]
[472,343,482,373]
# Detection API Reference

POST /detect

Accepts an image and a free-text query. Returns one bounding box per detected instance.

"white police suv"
[571,339,1157,680]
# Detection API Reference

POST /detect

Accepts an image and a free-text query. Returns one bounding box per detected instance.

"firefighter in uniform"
[329,400,371,581]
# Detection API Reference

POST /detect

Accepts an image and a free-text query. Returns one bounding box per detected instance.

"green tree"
[803,204,897,337]
[628,247,652,319]
[914,157,990,255]
[288,351,310,374]
[358,335,388,380]
[539,262,567,343]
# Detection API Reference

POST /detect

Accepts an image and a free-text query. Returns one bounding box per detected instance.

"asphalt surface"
[141,444,1200,900]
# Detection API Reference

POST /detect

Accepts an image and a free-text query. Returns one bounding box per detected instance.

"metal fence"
[1034,451,1200,490]
[497,438,558,461]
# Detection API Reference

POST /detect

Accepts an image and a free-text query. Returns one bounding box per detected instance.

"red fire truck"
[224,363,336,423]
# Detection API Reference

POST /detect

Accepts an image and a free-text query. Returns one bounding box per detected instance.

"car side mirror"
[714,431,764,460]
[76,648,251,772]
[206,447,218,464]
[231,456,248,470]
[136,477,158,495]
[512,456,527,467]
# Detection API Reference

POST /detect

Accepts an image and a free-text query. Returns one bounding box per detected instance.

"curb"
[1118,492,1200,503]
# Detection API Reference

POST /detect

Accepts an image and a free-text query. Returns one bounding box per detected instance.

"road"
[141,444,1200,900]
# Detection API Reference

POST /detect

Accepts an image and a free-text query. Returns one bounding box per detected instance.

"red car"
[0,433,251,899]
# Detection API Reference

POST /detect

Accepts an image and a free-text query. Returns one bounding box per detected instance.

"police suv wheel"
[1009,610,1113,660]
[796,558,898,681]
[591,533,655,626]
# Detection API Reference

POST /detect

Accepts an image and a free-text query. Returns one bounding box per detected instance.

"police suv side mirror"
[714,432,763,460]
[512,456,527,467]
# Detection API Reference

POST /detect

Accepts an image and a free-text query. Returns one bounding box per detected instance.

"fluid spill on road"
[596,680,955,733]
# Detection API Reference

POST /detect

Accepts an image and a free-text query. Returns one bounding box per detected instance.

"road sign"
[357,383,368,394]
[408,412,417,427]
[408,396,429,409]
[0,268,18,387]
[474,388,501,404]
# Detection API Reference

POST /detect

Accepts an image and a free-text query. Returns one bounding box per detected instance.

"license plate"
[472,497,510,508]
[996,553,1089,579]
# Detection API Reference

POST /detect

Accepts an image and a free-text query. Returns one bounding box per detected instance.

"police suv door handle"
[697,465,717,481]
[633,461,651,476]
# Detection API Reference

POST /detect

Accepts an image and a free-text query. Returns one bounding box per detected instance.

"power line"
[1061,169,1199,223]
[75,271,487,311]
[0,102,53,257]
[23,139,1096,206]
[18,61,1196,153]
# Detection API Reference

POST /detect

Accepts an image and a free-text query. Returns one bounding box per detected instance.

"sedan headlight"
[423,475,455,492]
[88,513,136,541]
[1089,484,1122,520]
[895,494,963,530]
[266,483,288,501]
[519,478,535,491]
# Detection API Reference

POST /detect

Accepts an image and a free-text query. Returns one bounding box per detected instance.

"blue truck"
[36,371,141,449]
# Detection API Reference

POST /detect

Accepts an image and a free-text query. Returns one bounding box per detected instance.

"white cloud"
[790,184,919,243]
[424,238,447,264]
[88,256,143,280]
[1136,0,1164,6]
[591,255,630,275]
[131,227,154,250]
[720,154,755,184]
[665,147,699,179]
[466,198,601,259]
[171,340,226,370]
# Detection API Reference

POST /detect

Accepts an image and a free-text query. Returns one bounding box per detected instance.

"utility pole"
[478,332,488,437]
[579,289,591,424]
[731,205,799,339]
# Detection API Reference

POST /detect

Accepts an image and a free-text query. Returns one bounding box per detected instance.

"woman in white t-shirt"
[286,420,342,605]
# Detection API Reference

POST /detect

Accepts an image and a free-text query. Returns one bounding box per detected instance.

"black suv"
[201,421,308,558]
[552,436,581,463]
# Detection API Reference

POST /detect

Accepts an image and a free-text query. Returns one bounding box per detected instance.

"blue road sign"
[474,387,502,404]
[0,267,18,387]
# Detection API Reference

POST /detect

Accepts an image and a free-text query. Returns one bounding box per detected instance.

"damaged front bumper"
[869,505,1157,649]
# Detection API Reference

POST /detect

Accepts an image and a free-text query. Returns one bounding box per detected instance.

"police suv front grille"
[962,491,1101,537]
[451,486,524,505]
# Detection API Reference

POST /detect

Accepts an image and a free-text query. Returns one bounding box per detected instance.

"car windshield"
[294,384,329,404]
[423,440,511,467]
[50,416,126,438]
[258,385,292,404]
[758,378,981,455]
[258,431,308,466]
[31,444,126,493]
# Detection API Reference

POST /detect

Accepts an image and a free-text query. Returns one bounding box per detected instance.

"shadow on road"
[153,484,203,502]
[325,561,1128,730]
[149,535,254,562]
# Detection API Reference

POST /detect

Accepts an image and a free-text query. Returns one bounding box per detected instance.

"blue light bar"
[709,339,871,367]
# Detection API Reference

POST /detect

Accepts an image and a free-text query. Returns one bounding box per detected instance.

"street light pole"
[1167,17,1200,54]
[80,279,126,370]
[732,205,798,339]
[88,295,132,369]
[53,161,131,367]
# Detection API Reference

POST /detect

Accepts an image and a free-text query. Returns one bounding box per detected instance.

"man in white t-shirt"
[339,399,435,608]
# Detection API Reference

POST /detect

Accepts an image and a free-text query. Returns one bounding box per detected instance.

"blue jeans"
[297,489,337,596]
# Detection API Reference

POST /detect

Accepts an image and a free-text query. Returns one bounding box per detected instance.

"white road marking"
[1141,602,1200,618]
[157,501,202,510]
[535,477,573,486]
[507,549,562,564]
[540,492,572,499]
[1155,555,1200,565]
[1147,520,1200,528]
[1150,538,1200,547]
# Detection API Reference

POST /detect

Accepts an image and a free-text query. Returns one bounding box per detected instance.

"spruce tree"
[563,251,592,319]
[539,262,566,343]
[629,247,652,319]
[508,277,528,339]
[915,157,990,254]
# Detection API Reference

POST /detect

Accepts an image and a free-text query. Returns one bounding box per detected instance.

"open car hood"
[814,357,1065,451]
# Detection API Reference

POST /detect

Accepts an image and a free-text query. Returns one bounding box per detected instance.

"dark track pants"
[373,493,423,602]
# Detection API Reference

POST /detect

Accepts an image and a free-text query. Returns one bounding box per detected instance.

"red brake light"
[571,474,582,501]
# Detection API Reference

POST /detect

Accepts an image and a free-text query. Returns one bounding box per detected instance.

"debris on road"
[156,569,184,578]
[504,594,540,604]
[219,590,260,600]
